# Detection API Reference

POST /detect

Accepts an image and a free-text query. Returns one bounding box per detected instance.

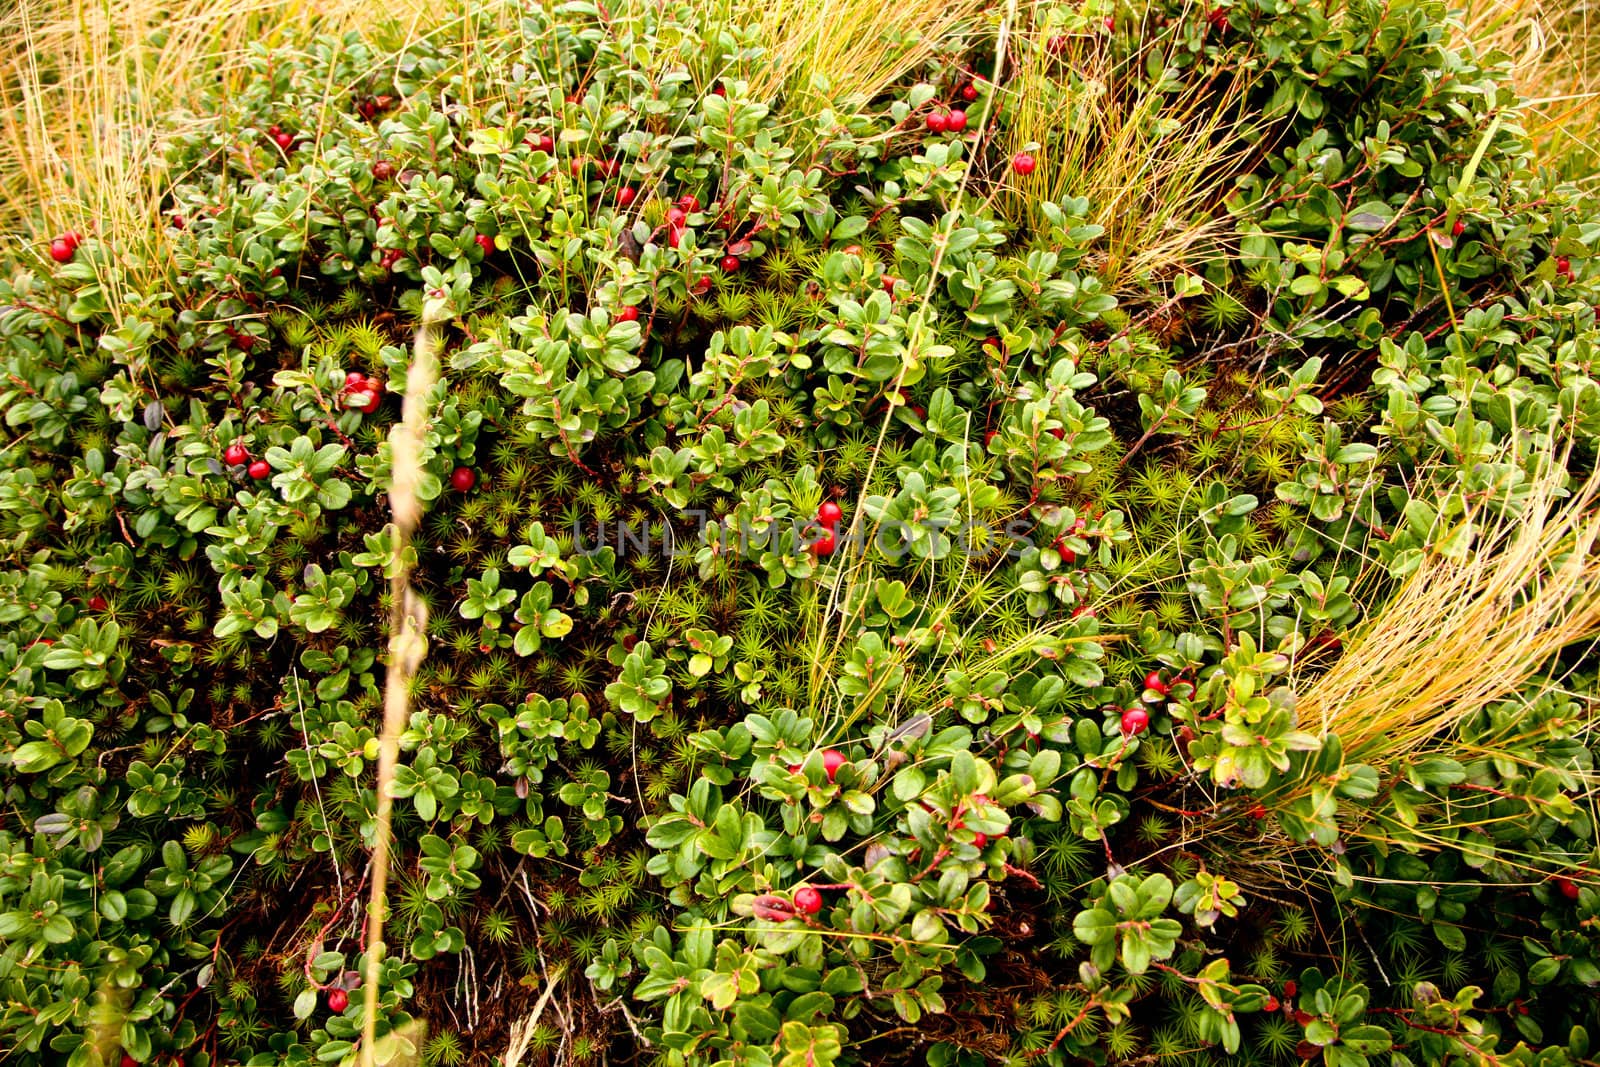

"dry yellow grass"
[1460,0,1600,180]
[0,0,438,316]
[687,0,993,107]
[1299,445,1600,764]
[997,7,1262,292]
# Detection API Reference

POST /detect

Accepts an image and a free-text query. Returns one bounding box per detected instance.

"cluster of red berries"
[48,230,84,264]
[353,93,397,121]
[812,500,844,556]
[925,108,969,134]
[266,124,297,152]
[1207,5,1229,30]
[1052,516,1089,563]
[950,809,993,848]
[340,370,384,413]
[223,441,271,481]
[1556,255,1576,282]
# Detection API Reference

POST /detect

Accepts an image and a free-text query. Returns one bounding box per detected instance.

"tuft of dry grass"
[999,5,1264,291]
[1459,0,1600,181]
[699,0,992,108]
[1298,444,1600,765]
[0,0,437,313]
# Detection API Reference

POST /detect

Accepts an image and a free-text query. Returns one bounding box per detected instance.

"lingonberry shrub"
[2,0,1599,1065]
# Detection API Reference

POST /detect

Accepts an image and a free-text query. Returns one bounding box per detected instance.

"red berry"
[1053,536,1076,564]
[372,160,395,181]
[121,1055,138,1067]
[926,111,948,133]
[1264,996,1280,1013]
[817,501,843,527]
[450,466,477,492]
[1294,1010,1315,1027]
[1248,802,1267,819]
[720,255,741,273]
[361,390,381,413]
[1282,980,1298,997]
[327,988,349,1013]
[792,887,823,915]
[1049,426,1065,439]
[267,124,282,136]
[617,186,636,207]
[274,131,294,150]
[946,109,968,132]
[617,305,640,322]
[1556,876,1581,900]
[1143,670,1169,695]
[1207,6,1228,28]
[1120,707,1149,736]
[813,528,836,556]
[345,371,367,387]
[1557,255,1572,275]
[599,158,620,178]
[712,85,726,96]
[48,238,75,263]
[821,748,846,781]
[691,275,712,295]
[961,83,978,102]
[1103,16,1114,31]
[1451,218,1465,237]
[247,460,271,480]
[666,206,687,227]
[475,234,496,256]
[346,390,376,411]
[668,223,684,248]
[984,430,998,448]
[972,832,988,848]
[1047,34,1068,54]
[88,595,108,611]
[223,443,249,466]
[1011,152,1037,175]
[678,194,701,213]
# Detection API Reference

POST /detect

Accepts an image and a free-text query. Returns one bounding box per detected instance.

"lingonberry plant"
[1,0,1598,1065]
